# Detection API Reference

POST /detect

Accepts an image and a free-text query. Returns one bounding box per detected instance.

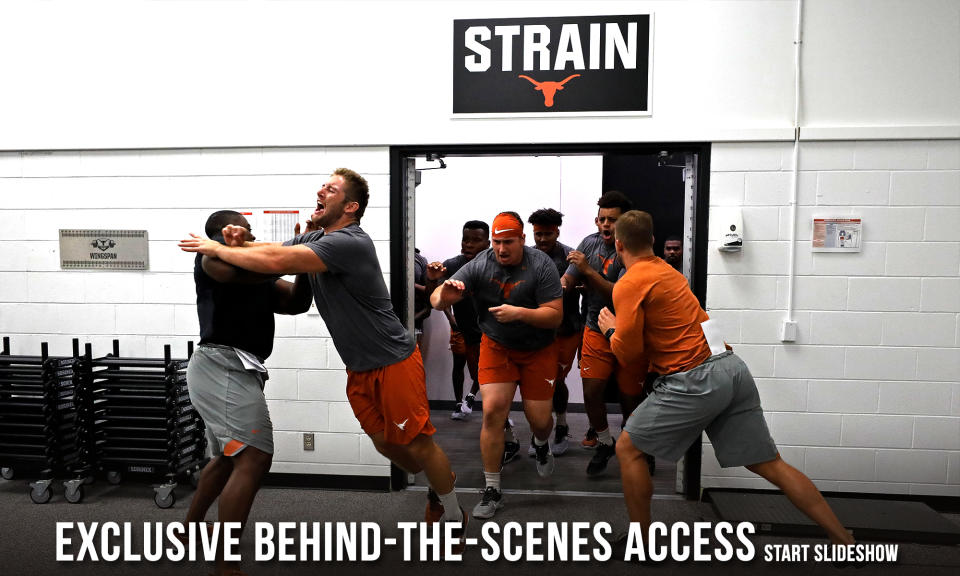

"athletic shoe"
[581,427,598,449]
[646,453,656,476]
[472,486,503,519]
[451,405,466,420]
[553,424,570,456]
[586,442,615,476]
[426,488,444,523]
[462,394,475,415]
[611,532,656,565]
[446,506,470,557]
[527,436,536,457]
[533,441,555,477]
[502,441,520,465]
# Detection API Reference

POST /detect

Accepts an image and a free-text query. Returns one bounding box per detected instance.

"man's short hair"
[528,208,564,227]
[597,190,633,213]
[334,167,370,221]
[463,220,490,236]
[665,234,683,245]
[615,210,655,253]
[205,210,246,238]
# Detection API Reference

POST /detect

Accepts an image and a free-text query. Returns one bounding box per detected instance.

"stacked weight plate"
[88,340,204,508]
[0,338,89,504]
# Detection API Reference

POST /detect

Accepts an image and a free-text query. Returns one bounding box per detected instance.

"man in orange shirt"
[598,210,854,548]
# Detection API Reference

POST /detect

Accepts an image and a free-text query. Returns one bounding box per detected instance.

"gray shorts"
[186,345,274,456]
[623,351,778,467]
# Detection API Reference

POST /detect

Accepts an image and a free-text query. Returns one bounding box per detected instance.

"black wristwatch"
[604,327,615,339]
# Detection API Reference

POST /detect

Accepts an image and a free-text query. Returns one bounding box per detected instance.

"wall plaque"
[59,229,149,270]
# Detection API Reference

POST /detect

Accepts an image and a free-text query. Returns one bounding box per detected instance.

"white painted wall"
[0,1,958,494]
[2,1,956,150]
[0,147,395,478]
[702,140,960,496]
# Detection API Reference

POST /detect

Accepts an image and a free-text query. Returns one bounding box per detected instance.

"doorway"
[389,143,711,498]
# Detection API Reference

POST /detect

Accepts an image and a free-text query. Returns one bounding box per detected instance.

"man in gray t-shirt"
[180,168,467,536]
[561,190,649,478]
[431,211,562,520]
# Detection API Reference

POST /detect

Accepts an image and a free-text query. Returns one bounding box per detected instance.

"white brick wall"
[703,140,960,496]
[0,146,392,478]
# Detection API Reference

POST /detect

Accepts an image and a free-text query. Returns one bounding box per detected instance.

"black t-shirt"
[443,254,482,345]
[194,254,277,361]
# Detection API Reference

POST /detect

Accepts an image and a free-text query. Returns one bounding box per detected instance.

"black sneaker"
[502,441,520,465]
[586,442,616,476]
[645,453,656,476]
[553,424,570,455]
[464,393,476,413]
[472,486,503,519]
[533,440,555,477]
[581,427,598,448]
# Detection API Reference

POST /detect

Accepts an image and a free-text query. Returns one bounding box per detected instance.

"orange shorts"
[478,335,557,401]
[346,347,435,444]
[580,327,648,396]
[556,332,581,380]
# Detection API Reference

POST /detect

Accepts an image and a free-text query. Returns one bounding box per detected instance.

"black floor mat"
[709,490,960,544]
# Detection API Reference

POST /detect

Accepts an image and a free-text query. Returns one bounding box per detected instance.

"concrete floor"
[1,472,958,576]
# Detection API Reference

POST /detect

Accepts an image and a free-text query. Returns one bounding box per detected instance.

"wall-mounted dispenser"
[718,209,743,252]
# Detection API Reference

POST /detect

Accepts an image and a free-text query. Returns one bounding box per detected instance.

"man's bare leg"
[214,446,273,576]
[616,433,653,532]
[185,455,233,524]
[480,382,516,473]
[746,456,854,544]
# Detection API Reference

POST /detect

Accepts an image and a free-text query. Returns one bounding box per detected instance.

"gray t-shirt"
[285,224,415,372]
[564,232,624,333]
[544,242,584,337]
[451,246,562,351]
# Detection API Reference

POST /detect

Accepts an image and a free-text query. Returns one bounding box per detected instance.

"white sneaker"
[461,394,475,415]
[451,405,466,420]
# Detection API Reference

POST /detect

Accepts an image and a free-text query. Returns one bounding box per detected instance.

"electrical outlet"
[780,320,798,342]
[303,433,315,451]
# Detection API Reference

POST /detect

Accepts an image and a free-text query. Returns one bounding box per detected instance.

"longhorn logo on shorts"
[491,278,525,299]
[394,418,409,431]
[518,74,581,107]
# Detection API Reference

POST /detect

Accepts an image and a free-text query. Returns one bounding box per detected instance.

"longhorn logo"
[491,278,525,300]
[91,238,116,251]
[518,74,581,107]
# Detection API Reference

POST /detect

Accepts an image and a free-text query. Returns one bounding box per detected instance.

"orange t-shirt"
[610,256,712,375]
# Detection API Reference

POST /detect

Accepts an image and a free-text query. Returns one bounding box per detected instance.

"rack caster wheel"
[30,485,52,504]
[154,490,176,509]
[1,467,13,480]
[65,485,84,504]
[107,471,122,485]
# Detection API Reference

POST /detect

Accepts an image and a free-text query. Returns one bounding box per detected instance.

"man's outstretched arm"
[180,234,327,276]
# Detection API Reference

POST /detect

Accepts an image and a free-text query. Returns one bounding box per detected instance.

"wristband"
[604,327,615,339]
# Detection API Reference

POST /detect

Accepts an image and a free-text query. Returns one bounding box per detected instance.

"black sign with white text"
[453,15,651,115]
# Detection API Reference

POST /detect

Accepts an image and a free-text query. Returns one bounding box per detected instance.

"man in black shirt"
[184,210,307,576]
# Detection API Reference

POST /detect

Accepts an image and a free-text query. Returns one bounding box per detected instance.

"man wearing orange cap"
[430,211,563,520]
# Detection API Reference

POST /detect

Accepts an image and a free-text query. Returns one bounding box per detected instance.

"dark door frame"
[388,142,711,499]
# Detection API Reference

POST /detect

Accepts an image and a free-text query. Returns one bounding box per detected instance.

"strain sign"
[453,15,652,115]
